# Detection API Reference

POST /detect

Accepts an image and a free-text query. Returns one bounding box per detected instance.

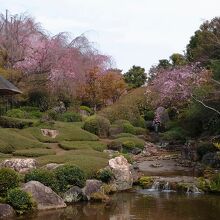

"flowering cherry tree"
[146,64,211,108]
[0,12,113,99]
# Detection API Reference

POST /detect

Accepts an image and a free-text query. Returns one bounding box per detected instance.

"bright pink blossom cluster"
[147,65,211,107]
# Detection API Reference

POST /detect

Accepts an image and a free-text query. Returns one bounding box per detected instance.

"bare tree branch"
[211,78,220,86]
[191,95,220,115]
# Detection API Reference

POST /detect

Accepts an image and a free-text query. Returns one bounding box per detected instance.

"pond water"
[17,189,220,220]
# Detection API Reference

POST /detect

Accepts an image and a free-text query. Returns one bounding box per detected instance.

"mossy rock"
[101,183,117,195]
[138,176,153,188]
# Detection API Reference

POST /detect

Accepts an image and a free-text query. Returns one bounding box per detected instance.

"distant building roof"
[0,75,22,95]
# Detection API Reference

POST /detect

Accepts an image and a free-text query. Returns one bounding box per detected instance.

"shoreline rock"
[22,181,66,210]
[0,204,15,219]
[109,156,133,191]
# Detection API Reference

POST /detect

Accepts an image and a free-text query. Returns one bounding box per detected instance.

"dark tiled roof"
[0,75,22,95]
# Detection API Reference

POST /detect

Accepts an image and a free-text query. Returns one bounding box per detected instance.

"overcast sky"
[1,0,220,72]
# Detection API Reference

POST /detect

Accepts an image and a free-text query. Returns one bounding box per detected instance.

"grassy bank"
[0,119,108,176]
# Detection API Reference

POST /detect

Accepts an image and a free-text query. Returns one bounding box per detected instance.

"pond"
[17,189,220,220]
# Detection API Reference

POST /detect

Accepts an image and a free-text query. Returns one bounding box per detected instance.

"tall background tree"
[123,65,147,88]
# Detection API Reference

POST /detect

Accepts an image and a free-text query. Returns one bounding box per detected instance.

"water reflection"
[17,191,220,220]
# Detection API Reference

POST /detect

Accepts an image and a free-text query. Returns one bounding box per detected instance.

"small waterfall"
[147,181,160,192]
[162,182,170,192]
[186,185,202,194]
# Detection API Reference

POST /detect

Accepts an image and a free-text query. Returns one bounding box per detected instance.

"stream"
[12,145,220,220]
[16,189,220,220]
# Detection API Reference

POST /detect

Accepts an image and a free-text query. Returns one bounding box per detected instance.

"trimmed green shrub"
[55,165,86,192]
[123,122,136,134]
[133,117,146,128]
[114,137,145,149]
[113,120,147,135]
[58,112,82,122]
[83,115,110,138]
[134,127,147,135]
[25,169,58,192]
[161,127,187,141]
[59,141,106,152]
[0,116,34,129]
[20,106,43,119]
[6,107,42,120]
[6,109,26,118]
[7,188,34,214]
[122,141,135,151]
[0,168,20,196]
[13,149,55,157]
[96,168,113,183]
[197,142,218,160]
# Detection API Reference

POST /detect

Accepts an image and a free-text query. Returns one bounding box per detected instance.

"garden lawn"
[37,149,109,177]
[0,128,47,153]
[59,141,107,151]
[20,121,99,143]
[0,120,108,176]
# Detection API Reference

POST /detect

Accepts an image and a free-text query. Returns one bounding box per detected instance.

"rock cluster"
[0,158,37,173]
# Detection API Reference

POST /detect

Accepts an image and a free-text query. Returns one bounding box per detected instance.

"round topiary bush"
[7,188,34,214]
[123,122,136,134]
[122,141,135,151]
[55,165,86,192]
[0,168,20,196]
[134,127,147,135]
[96,168,113,183]
[25,169,58,192]
[83,115,110,138]
[59,112,82,122]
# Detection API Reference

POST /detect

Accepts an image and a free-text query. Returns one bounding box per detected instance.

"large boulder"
[22,181,66,210]
[155,107,169,125]
[63,186,85,203]
[108,156,133,191]
[0,158,37,173]
[82,179,103,200]
[41,129,59,138]
[0,204,15,219]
